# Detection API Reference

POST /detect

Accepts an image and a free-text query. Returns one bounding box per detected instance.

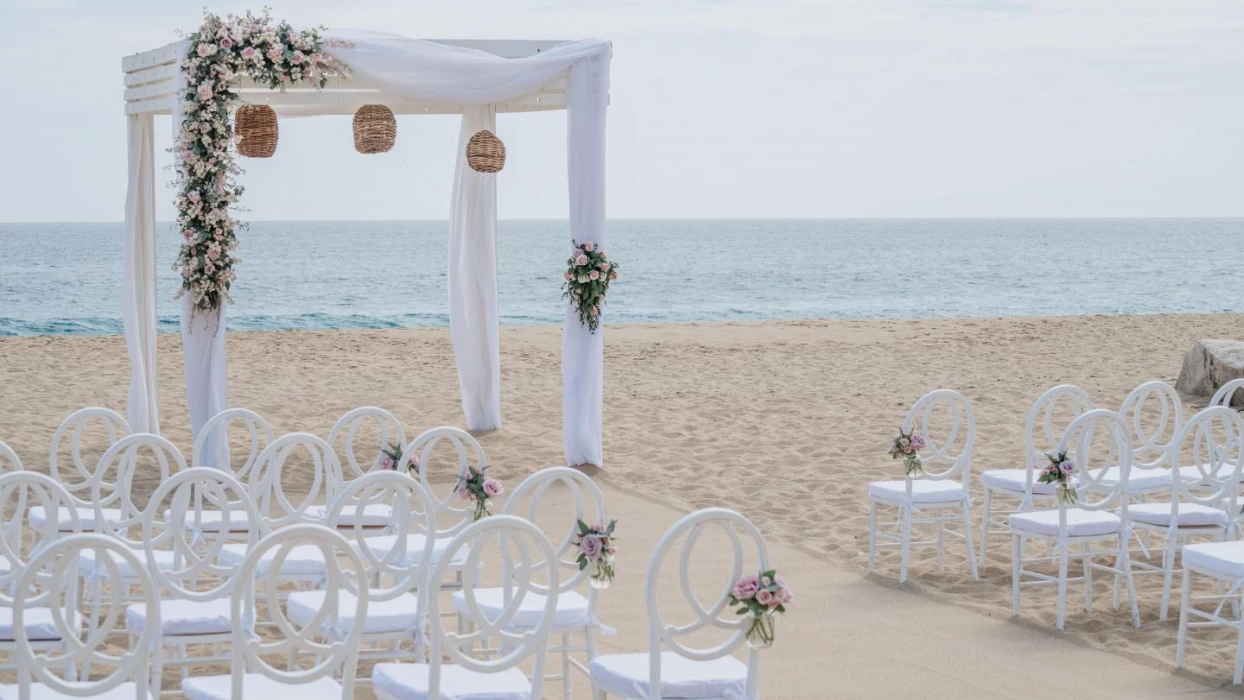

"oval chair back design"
[0,441,21,473]
[645,507,767,700]
[249,433,340,531]
[1019,385,1094,506]
[13,533,158,698]
[1055,409,1135,518]
[433,514,559,694]
[327,470,437,604]
[901,389,975,496]
[326,406,407,481]
[1118,380,1183,472]
[89,433,186,543]
[0,472,80,601]
[48,407,129,507]
[504,466,609,595]
[231,525,368,697]
[1169,406,1244,524]
[1211,378,1244,410]
[193,408,274,479]
[401,426,489,539]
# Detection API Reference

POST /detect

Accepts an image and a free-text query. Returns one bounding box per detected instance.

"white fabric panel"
[867,480,966,504]
[183,674,343,700]
[1183,540,1244,578]
[448,106,501,431]
[372,662,533,700]
[126,598,233,636]
[451,587,590,630]
[589,652,748,699]
[322,32,608,103]
[562,50,611,467]
[1008,509,1121,537]
[123,113,160,434]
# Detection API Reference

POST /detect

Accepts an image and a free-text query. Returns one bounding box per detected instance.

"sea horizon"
[3,217,1242,337]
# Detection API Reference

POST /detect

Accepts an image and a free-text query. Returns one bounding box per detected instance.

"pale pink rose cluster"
[732,573,793,609]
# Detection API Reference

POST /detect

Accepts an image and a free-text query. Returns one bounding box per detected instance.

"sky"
[0,0,1241,221]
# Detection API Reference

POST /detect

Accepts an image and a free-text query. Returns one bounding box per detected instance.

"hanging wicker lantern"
[466,130,506,173]
[353,105,397,154]
[234,105,278,158]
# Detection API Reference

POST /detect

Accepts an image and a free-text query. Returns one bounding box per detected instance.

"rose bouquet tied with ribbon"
[889,428,927,477]
[1039,451,1078,505]
[455,465,503,521]
[562,240,617,333]
[729,569,792,649]
[572,519,617,589]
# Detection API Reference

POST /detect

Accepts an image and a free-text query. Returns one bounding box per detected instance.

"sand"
[2,313,1244,695]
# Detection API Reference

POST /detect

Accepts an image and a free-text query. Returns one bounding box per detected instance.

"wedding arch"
[121,14,612,466]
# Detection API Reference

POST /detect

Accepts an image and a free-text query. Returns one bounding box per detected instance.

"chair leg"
[1056,540,1069,631]
[1011,533,1021,618]
[1176,568,1193,669]
[962,500,979,581]
[867,500,878,574]
[1235,610,1244,685]
[593,688,607,700]
[1119,544,1141,629]
[562,632,573,700]
[1160,532,1178,622]
[899,504,912,584]
[1083,542,1093,614]
[979,488,991,571]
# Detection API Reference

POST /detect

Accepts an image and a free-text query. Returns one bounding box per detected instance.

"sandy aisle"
[2,313,1244,687]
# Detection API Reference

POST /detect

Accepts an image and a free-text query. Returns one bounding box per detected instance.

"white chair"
[39,406,130,532]
[1010,409,1141,631]
[1,533,158,699]
[0,442,20,472]
[372,514,559,700]
[288,470,435,667]
[1130,406,1244,622]
[129,467,262,696]
[979,384,1093,569]
[588,508,763,700]
[1210,378,1244,409]
[182,524,369,699]
[453,466,611,700]
[1093,380,1182,496]
[0,472,81,674]
[868,389,978,584]
[192,407,274,477]
[307,406,408,528]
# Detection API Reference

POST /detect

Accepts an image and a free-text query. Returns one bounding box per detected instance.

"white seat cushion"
[0,607,82,641]
[219,542,327,576]
[1089,466,1171,492]
[0,682,141,699]
[183,673,343,700]
[589,652,748,699]
[287,589,419,634]
[451,588,591,630]
[981,468,1056,495]
[1183,540,1244,579]
[164,507,252,532]
[372,662,533,700]
[28,506,123,531]
[1177,464,1244,484]
[305,503,394,527]
[127,598,233,636]
[355,533,468,567]
[1009,508,1120,537]
[79,548,176,578]
[867,479,964,504]
[1128,502,1227,528]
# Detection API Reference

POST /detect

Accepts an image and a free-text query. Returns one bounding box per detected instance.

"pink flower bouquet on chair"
[1039,451,1078,505]
[456,465,504,521]
[889,428,927,477]
[729,570,792,649]
[572,519,617,589]
[379,442,418,475]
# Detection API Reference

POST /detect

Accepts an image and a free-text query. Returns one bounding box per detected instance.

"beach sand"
[2,312,1244,694]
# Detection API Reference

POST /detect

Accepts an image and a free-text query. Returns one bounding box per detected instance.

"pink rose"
[241,46,256,60]
[589,270,600,281]
[576,255,589,266]
[609,271,617,281]
[196,43,212,58]
[755,589,775,606]
[380,455,394,470]
[291,50,305,64]
[579,534,603,559]
[732,576,760,600]
[601,263,610,272]
[582,241,595,252]
[456,486,474,502]
[267,47,283,62]
[482,478,503,497]
[564,271,573,280]
[219,37,233,50]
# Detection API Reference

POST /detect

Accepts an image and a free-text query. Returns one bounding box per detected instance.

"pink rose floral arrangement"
[1039,450,1078,505]
[889,427,927,477]
[456,465,504,521]
[379,442,418,475]
[562,240,618,333]
[174,9,346,314]
[728,569,792,648]
[571,519,618,589]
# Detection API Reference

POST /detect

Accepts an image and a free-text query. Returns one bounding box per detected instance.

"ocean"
[1,218,1240,336]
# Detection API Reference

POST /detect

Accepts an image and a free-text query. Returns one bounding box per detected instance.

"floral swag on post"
[173,9,345,314]
[563,240,617,333]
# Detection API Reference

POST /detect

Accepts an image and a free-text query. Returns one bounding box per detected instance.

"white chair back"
[901,389,975,495]
[1057,409,1134,517]
[232,525,367,697]
[1169,406,1244,518]
[1019,385,1094,503]
[430,515,558,696]
[250,433,340,530]
[89,433,186,541]
[644,508,765,699]
[48,407,129,507]
[0,472,79,598]
[142,468,261,601]
[13,533,156,698]
[327,470,436,602]
[1211,378,1244,409]
[0,441,21,472]
[1118,380,1183,472]
[401,426,488,537]
[326,406,406,480]
[504,466,609,594]
[193,407,274,479]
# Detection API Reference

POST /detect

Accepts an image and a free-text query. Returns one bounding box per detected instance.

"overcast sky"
[1,0,1241,221]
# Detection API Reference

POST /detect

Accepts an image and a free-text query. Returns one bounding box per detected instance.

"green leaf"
[577,520,591,536]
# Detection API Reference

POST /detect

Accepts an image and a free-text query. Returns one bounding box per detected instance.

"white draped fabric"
[122,113,160,434]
